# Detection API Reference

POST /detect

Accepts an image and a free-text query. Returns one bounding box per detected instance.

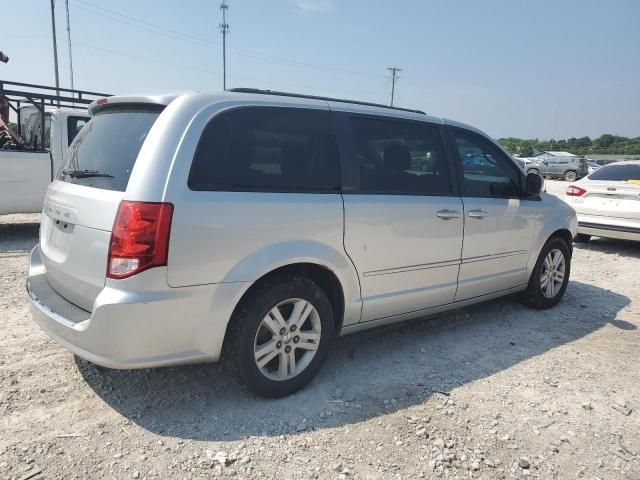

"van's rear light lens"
[96,98,109,105]
[107,201,173,279]
[566,185,587,196]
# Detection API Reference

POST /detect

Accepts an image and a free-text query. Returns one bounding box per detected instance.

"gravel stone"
[1,202,638,480]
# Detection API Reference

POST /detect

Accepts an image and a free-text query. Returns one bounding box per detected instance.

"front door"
[334,112,463,322]
[448,126,537,301]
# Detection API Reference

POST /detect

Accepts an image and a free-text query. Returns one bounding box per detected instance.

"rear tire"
[520,237,571,310]
[574,234,591,243]
[564,170,577,182]
[223,274,335,398]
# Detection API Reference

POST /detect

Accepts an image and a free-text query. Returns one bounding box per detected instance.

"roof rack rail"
[1,80,111,151]
[228,88,426,115]
[0,80,111,110]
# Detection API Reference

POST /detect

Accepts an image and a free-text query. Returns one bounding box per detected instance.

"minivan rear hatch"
[40,107,162,311]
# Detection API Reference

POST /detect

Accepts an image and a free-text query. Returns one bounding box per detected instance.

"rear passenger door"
[333,111,463,322]
[447,126,536,301]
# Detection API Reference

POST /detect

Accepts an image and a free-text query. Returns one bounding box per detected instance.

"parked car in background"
[27,88,577,397]
[564,161,640,242]
[524,155,588,181]
[587,162,601,175]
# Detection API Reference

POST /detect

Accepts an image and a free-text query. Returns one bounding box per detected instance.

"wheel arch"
[549,228,573,249]
[246,263,344,329]
[221,262,349,356]
[526,195,577,280]
[520,227,573,309]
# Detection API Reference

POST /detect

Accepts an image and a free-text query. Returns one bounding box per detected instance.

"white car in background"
[565,161,640,242]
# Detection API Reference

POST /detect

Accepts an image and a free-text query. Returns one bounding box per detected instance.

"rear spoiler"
[89,93,182,116]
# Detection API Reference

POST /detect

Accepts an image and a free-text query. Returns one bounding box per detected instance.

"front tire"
[223,275,335,398]
[520,237,571,309]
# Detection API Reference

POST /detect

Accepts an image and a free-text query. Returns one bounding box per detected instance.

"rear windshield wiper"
[62,169,114,179]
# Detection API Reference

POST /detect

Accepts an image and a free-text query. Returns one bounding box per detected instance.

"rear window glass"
[188,107,340,192]
[588,163,640,181]
[57,107,161,191]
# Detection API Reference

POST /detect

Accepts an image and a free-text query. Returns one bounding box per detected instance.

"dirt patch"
[1,212,639,480]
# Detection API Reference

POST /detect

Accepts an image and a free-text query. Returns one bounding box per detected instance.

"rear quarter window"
[57,107,161,191]
[188,107,340,192]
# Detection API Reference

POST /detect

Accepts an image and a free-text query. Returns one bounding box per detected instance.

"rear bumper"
[27,245,249,369]
[576,214,640,241]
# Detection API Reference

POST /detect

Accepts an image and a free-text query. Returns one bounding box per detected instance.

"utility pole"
[65,0,75,91]
[220,0,230,90]
[387,67,401,106]
[50,0,61,105]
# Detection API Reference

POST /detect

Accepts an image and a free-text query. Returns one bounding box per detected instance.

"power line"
[72,0,213,45]
[387,67,401,106]
[0,34,48,39]
[220,0,229,90]
[72,41,216,75]
[70,40,387,100]
[70,0,385,79]
[65,0,75,91]
[227,46,384,78]
[40,1,395,102]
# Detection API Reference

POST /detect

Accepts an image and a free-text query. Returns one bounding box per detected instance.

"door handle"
[468,209,489,219]
[436,209,460,220]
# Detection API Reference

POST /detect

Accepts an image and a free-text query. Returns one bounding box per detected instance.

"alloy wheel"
[540,249,565,299]
[253,298,322,381]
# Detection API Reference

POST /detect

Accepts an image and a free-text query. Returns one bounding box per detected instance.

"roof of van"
[86,89,500,143]
[88,89,446,124]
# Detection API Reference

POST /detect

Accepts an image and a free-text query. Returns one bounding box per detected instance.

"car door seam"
[453,196,466,301]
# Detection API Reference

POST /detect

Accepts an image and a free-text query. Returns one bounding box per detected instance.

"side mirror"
[525,172,543,196]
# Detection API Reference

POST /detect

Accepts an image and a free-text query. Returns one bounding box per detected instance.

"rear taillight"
[566,185,587,197]
[107,201,173,279]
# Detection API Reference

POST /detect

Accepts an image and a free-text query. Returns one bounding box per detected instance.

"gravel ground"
[1,182,639,480]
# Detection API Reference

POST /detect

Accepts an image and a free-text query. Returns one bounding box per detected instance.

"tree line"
[498,134,640,157]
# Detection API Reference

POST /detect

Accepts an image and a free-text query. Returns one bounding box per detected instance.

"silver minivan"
[27,89,577,397]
